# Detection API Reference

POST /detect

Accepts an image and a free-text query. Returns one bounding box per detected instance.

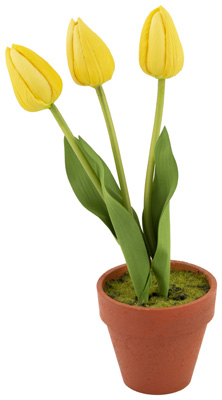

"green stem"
[49,103,103,199]
[95,85,133,215]
[144,79,165,256]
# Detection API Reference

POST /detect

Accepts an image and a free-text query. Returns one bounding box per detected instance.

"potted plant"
[5,5,217,395]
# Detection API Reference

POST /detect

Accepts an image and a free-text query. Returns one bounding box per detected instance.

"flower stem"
[49,103,103,199]
[144,79,165,255]
[95,85,133,215]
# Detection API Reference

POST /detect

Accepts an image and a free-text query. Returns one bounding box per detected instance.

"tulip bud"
[139,6,184,79]
[5,45,63,112]
[66,18,115,87]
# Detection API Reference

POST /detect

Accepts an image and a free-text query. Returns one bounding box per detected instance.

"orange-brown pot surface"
[97,260,217,395]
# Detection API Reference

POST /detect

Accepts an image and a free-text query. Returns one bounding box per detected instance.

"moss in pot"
[104,268,210,308]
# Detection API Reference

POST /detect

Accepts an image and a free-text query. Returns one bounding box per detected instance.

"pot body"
[97,260,217,395]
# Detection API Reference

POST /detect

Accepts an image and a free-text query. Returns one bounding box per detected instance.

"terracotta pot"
[97,260,217,395]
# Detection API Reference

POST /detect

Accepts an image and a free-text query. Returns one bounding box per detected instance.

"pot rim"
[97,260,217,312]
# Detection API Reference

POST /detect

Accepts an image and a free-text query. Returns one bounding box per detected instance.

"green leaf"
[78,137,151,303]
[151,127,178,296]
[78,137,143,230]
[65,136,142,238]
[64,137,116,237]
[77,137,123,205]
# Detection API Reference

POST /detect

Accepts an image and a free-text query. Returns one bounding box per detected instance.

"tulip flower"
[139,6,184,79]
[66,18,115,87]
[6,43,103,201]
[141,6,184,258]
[67,18,131,215]
[5,45,62,112]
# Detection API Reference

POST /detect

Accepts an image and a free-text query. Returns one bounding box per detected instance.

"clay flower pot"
[97,260,217,395]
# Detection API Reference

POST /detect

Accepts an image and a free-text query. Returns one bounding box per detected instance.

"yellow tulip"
[139,6,184,79]
[5,45,62,112]
[66,18,115,87]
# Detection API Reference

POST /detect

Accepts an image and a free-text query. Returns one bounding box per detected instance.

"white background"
[0,0,221,398]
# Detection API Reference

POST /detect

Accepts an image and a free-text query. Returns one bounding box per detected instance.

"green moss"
[104,270,210,308]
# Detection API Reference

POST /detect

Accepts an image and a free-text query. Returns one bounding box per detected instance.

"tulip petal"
[147,11,165,77]
[5,47,47,112]
[73,23,91,85]
[162,10,174,78]
[66,19,82,85]
[12,44,63,102]
[77,18,103,86]
[160,6,184,78]
[139,8,158,74]
[10,48,52,104]
[80,18,115,85]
